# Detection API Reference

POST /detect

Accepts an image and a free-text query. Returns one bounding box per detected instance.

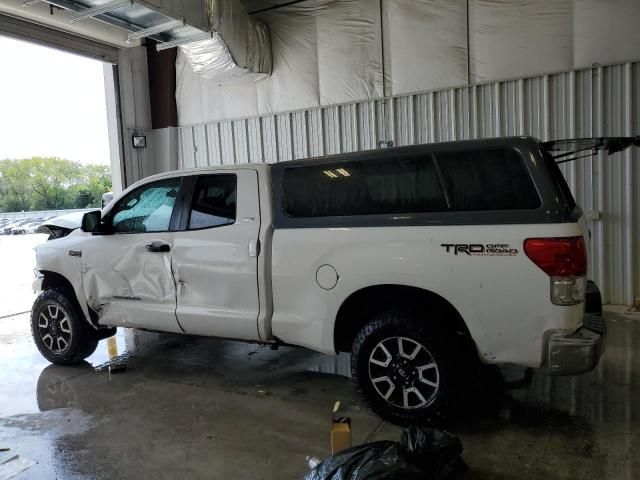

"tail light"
[524,236,587,306]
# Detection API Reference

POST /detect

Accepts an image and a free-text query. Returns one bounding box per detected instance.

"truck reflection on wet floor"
[37,312,638,432]
[28,311,639,478]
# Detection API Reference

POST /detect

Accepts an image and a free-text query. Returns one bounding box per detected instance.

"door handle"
[145,241,171,253]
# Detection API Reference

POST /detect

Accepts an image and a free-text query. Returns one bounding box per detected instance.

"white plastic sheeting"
[383,0,467,95]
[175,61,640,305]
[177,0,386,124]
[468,0,573,82]
[181,0,271,83]
[316,0,383,103]
[177,0,640,126]
[573,0,640,68]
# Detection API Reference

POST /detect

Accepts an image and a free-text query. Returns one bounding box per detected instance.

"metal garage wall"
[177,61,640,306]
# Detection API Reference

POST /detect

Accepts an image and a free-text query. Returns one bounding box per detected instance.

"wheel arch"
[41,270,75,296]
[39,270,95,328]
[333,284,476,355]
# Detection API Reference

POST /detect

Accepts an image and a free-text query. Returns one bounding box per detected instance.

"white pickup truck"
[32,136,620,423]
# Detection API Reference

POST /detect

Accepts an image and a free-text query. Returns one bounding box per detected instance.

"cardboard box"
[330,401,352,454]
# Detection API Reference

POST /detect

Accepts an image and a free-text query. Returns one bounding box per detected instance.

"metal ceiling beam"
[45,0,159,35]
[126,18,183,43]
[19,0,210,47]
[69,0,132,23]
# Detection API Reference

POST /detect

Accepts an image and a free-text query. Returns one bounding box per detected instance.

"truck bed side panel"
[271,222,584,367]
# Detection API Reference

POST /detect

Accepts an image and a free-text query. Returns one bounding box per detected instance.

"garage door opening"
[0,34,118,209]
[0,33,118,320]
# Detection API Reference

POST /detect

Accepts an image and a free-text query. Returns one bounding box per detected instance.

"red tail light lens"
[524,236,587,277]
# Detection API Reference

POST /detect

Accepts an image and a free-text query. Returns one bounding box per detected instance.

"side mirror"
[81,211,102,233]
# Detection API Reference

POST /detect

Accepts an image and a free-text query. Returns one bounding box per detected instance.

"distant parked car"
[102,192,114,208]
[4,219,32,235]
[0,219,13,233]
[11,222,27,235]
[13,221,43,235]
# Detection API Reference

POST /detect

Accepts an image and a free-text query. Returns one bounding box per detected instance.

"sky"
[0,35,110,165]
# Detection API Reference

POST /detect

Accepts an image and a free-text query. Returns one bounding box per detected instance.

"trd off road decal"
[441,244,518,256]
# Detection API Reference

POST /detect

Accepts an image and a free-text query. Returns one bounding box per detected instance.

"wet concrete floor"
[1,235,639,479]
[0,307,639,479]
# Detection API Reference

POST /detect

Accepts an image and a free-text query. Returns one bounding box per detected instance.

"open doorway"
[0,34,118,320]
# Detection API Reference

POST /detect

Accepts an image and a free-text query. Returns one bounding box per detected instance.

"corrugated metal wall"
[177,61,640,305]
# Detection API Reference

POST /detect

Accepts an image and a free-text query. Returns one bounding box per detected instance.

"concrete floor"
[0,306,639,479]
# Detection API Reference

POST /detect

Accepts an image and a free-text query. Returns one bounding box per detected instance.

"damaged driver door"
[80,177,183,333]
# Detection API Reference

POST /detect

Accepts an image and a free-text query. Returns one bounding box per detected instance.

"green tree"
[79,164,112,207]
[28,157,83,209]
[68,187,93,209]
[0,157,112,212]
[0,159,32,211]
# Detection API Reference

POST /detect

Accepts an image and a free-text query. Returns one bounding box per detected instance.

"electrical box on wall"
[132,135,147,149]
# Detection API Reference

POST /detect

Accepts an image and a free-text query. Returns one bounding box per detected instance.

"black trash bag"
[303,426,465,480]
[399,426,465,479]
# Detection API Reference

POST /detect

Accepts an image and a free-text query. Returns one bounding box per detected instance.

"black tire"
[351,309,462,425]
[94,326,117,341]
[31,289,99,365]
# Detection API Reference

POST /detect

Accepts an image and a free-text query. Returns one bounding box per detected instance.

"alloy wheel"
[37,305,73,354]
[368,336,440,409]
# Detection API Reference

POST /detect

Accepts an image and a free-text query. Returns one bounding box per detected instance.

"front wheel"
[350,310,461,425]
[31,289,99,365]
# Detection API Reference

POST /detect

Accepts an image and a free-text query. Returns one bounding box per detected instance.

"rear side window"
[282,148,540,219]
[543,152,577,212]
[282,156,447,217]
[437,148,540,211]
[188,174,237,229]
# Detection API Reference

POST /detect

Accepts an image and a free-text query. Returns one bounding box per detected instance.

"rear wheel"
[351,310,462,425]
[31,289,99,365]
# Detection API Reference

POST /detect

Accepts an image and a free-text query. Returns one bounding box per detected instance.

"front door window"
[107,178,180,233]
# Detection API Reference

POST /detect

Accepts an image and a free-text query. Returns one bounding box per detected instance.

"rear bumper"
[545,281,606,375]
[546,324,605,375]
